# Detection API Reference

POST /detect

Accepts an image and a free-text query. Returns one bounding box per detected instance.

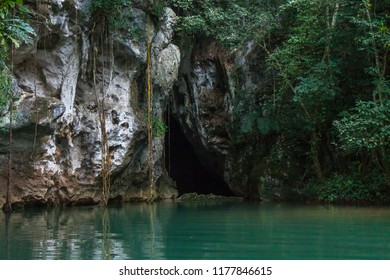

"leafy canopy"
[88,0,142,40]
[161,0,280,48]
[0,0,35,110]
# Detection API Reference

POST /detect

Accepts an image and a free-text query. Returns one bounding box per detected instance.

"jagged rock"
[152,8,180,93]
[154,43,180,93]
[0,0,180,208]
[0,0,280,207]
[177,192,242,202]
[171,39,276,200]
[171,40,230,179]
[153,7,177,50]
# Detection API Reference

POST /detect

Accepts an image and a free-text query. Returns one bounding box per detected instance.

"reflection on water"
[1,202,390,260]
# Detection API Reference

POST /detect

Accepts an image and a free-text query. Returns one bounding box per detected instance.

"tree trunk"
[311,130,323,181]
[376,147,390,185]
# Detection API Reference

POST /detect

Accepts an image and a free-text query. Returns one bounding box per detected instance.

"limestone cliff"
[171,39,278,200]
[0,0,179,207]
[0,0,282,208]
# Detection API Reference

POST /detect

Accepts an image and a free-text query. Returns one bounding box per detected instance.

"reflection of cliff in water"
[0,202,254,260]
[0,205,173,260]
[3,203,390,259]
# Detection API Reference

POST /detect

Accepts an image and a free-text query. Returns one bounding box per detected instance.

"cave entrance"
[165,114,234,196]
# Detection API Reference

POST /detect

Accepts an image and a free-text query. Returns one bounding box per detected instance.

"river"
[1,201,390,259]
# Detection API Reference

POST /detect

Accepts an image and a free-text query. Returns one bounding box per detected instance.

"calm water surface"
[1,201,390,260]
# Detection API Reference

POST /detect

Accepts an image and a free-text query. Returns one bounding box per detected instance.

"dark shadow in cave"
[165,114,234,196]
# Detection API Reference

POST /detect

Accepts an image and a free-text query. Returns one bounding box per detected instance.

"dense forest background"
[161,0,390,203]
[1,0,390,204]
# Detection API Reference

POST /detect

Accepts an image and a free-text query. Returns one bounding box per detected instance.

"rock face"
[171,39,276,200]
[171,40,230,180]
[0,0,179,207]
[1,0,282,207]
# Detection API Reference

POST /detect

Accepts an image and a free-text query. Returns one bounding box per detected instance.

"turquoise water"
[1,201,390,259]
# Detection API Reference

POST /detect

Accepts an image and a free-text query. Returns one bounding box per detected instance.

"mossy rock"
[178,192,242,202]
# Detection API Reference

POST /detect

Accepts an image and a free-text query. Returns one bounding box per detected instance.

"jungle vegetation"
[0,0,35,211]
[161,0,390,203]
[1,0,389,204]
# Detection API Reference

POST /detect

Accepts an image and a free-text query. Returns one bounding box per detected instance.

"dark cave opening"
[165,114,234,196]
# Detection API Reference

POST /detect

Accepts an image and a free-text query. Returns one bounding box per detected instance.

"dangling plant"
[0,0,35,110]
[144,113,168,137]
[88,0,141,41]
[0,0,35,213]
[0,0,35,57]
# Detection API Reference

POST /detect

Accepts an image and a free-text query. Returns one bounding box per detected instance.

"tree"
[0,0,35,212]
[334,0,390,184]
[267,0,342,181]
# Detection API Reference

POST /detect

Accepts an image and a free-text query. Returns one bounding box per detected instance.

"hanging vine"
[101,27,111,207]
[31,0,40,159]
[3,72,14,213]
[1,1,35,212]
[146,14,156,203]
[89,0,150,205]
[92,21,111,207]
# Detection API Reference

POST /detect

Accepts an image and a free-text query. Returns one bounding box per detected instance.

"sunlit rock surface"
[0,0,179,207]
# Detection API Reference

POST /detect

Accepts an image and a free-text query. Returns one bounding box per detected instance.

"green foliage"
[293,62,339,105]
[164,0,279,47]
[88,0,132,20]
[0,0,35,58]
[1,0,22,6]
[0,0,35,115]
[351,1,390,55]
[150,1,167,18]
[0,68,13,111]
[229,86,280,139]
[240,113,280,136]
[1,18,35,47]
[144,113,168,138]
[334,100,390,152]
[152,116,168,137]
[88,0,141,41]
[268,0,341,108]
[159,0,390,201]
[225,0,390,199]
[297,173,386,203]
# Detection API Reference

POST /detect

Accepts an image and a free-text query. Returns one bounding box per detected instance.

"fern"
[3,19,36,47]
[0,0,35,114]
[0,2,36,53]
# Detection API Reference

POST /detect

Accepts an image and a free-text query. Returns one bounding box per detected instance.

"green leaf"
[9,36,20,48]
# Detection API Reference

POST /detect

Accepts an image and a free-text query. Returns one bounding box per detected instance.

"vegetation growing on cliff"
[0,0,35,212]
[158,0,282,47]
[88,0,160,203]
[169,0,390,203]
[87,0,142,41]
[0,0,35,118]
[0,0,389,205]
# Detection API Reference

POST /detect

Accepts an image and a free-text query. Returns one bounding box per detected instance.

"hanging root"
[146,14,156,203]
